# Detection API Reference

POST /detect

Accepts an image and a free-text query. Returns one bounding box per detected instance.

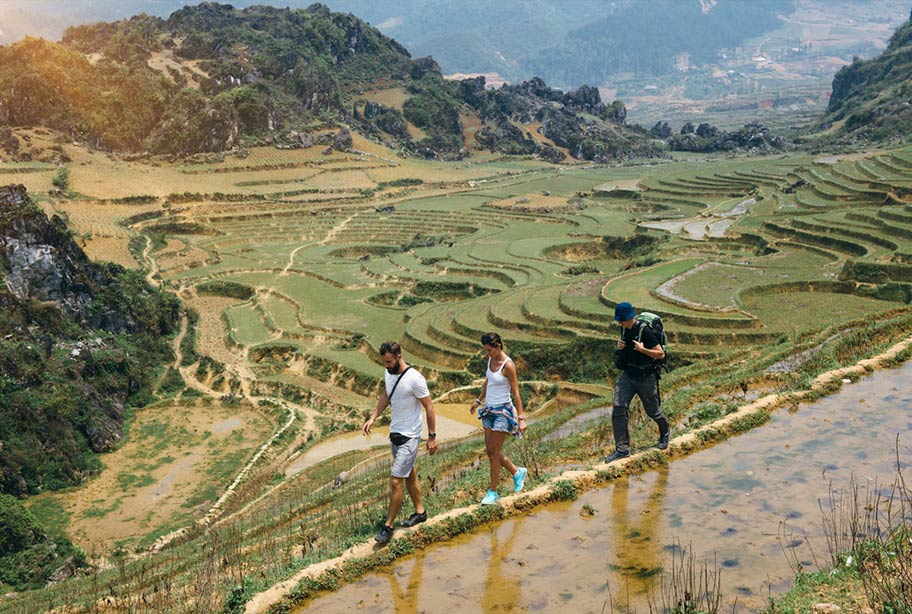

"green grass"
[11,142,912,613]
[740,291,904,333]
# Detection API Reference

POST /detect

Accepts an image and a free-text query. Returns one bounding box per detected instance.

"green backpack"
[633,312,669,374]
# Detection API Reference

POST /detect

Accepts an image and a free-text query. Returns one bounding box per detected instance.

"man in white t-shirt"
[362,341,438,544]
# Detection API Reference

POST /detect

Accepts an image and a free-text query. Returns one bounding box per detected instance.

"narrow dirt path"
[135,232,323,552]
[318,213,356,246]
[281,243,309,276]
[152,313,188,394]
[141,234,161,287]
[280,212,357,276]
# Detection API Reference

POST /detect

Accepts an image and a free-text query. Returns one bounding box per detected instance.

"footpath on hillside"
[243,333,912,614]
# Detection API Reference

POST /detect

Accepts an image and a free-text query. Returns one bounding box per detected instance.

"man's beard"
[386,364,401,374]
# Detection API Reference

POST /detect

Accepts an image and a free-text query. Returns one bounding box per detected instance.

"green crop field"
[6,135,912,614]
[17,138,909,415]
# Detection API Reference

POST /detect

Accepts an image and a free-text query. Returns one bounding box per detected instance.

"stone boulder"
[537,145,566,164]
[332,127,353,151]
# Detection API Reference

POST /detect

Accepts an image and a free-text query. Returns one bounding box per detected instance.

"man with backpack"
[604,302,671,463]
[362,341,438,544]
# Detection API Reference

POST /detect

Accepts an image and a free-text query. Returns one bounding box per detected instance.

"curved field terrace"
[5,134,912,613]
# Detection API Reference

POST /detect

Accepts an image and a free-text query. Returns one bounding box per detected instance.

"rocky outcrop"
[474,118,538,155]
[1,185,178,332]
[2,191,97,323]
[668,121,787,153]
[361,102,411,141]
[537,145,566,163]
[821,16,912,143]
[0,126,18,156]
[456,77,650,162]
[332,127,353,151]
[0,4,668,163]
[0,184,179,496]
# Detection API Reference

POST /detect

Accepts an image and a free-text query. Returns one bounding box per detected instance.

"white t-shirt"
[385,367,430,438]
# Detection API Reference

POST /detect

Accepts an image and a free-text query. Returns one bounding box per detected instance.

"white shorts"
[390,435,420,478]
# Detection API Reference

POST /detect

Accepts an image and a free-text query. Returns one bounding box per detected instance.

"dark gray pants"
[612,371,669,454]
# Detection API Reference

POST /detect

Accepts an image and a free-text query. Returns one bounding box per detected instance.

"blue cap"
[614,301,636,321]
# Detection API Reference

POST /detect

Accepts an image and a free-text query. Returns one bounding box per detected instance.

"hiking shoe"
[513,467,528,493]
[603,450,630,463]
[374,525,394,544]
[401,511,427,528]
[657,431,670,450]
[481,489,500,505]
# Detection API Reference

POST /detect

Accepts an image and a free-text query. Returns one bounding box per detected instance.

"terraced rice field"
[9,142,912,425]
[7,134,912,614]
[145,148,906,401]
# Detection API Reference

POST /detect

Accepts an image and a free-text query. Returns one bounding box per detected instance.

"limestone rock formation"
[0,184,179,496]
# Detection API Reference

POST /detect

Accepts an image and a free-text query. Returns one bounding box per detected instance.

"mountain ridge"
[820,8,912,144]
[0,2,661,162]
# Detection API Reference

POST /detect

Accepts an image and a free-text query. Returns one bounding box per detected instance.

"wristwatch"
[428,432,437,439]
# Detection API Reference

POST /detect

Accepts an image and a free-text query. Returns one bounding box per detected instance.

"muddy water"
[285,403,480,476]
[296,362,912,613]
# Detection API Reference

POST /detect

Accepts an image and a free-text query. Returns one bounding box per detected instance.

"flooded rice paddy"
[296,361,912,613]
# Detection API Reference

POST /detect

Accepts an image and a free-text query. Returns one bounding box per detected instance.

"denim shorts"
[481,408,513,433]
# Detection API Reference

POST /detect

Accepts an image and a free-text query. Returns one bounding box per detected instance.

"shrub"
[51,166,69,191]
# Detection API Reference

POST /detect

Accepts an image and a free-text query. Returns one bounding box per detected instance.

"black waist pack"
[389,432,411,446]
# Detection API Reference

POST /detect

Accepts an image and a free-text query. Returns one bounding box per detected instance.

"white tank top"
[485,355,512,405]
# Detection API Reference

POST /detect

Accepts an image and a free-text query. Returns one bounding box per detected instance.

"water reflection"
[387,550,426,614]
[480,524,522,613]
[607,468,668,600]
[295,362,912,613]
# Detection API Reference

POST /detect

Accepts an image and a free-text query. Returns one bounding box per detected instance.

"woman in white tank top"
[470,332,528,505]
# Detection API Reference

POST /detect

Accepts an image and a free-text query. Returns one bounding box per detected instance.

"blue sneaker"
[513,467,527,493]
[481,489,500,505]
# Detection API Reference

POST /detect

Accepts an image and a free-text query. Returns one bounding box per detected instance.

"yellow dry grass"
[156,243,213,275]
[18,136,553,204]
[358,87,410,109]
[45,199,160,228]
[282,191,363,202]
[522,122,560,149]
[0,170,55,194]
[182,60,212,89]
[62,149,317,199]
[36,399,274,553]
[595,178,644,192]
[185,294,249,364]
[146,49,211,89]
[228,167,326,189]
[364,158,540,184]
[146,51,185,86]
[460,112,483,149]
[157,238,187,253]
[307,169,376,191]
[82,236,139,269]
[406,121,428,141]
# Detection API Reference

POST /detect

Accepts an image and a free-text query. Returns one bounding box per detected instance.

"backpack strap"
[388,366,412,401]
[633,319,647,344]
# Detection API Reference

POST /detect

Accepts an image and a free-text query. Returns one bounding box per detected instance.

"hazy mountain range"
[2,1,909,89]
